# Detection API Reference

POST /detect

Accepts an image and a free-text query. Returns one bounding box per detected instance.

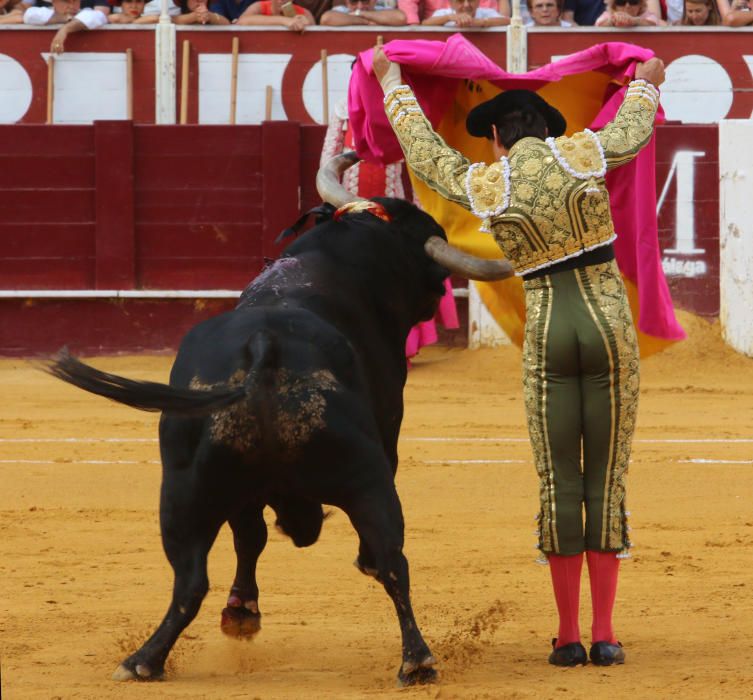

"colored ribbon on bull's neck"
[333,200,392,223]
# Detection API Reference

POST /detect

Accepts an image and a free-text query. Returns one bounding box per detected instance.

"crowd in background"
[0,0,749,55]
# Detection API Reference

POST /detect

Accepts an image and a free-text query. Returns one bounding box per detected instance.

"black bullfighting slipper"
[548,639,587,667]
[589,641,626,666]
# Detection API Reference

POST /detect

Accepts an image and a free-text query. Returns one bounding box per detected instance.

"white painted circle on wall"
[0,54,33,124]
[661,55,732,124]
[303,53,356,124]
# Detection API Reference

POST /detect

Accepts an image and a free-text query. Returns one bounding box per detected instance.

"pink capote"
[348,35,685,343]
[406,278,459,359]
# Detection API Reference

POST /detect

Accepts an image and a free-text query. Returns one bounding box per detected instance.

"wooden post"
[46,55,55,125]
[321,48,328,125]
[262,122,301,258]
[126,48,133,120]
[230,36,239,125]
[265,85,273,121]
[179,40,190,125]
[94,121,136,289]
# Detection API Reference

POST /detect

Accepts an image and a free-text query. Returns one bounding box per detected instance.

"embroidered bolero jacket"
[383,80,660,276]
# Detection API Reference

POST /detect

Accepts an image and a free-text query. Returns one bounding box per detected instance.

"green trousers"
[522,259,639,556]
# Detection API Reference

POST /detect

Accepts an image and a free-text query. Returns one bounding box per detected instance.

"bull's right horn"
[317,153,514,282]
[316,151,366,207]
[424,236,514,282]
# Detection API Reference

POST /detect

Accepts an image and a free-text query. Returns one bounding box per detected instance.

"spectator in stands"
[0,0,25,22]
[525,0,572,24]
[320,0,406,25]
[400,0,509,24]
[142,0,182,18]
[561,0,604,24]
[237,0,314,30]
[109,0,159,22]
[173,0,229,22]
[23,0,109,54]
[292,0,332,21]
[422,0,509,26]
[595,0,660,25]
[207,0,255,21]
[678,0,720,22]
[720,0,753,24]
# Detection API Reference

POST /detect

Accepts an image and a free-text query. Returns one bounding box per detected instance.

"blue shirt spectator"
[208,0,254,20]
[562,0,604,24]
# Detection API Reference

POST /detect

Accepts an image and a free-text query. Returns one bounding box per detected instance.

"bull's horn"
[316,151,366,207]
[318,153,514,282]
[425,236,514,282]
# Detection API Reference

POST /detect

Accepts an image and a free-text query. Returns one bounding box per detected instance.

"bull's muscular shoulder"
[465,158,511,220]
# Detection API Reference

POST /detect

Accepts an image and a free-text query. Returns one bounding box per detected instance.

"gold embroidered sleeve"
[596,80,660,171]
[383,85,472,210]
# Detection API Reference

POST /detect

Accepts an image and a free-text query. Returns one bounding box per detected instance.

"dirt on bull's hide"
[1,310,752,699]
[190,368,338,454]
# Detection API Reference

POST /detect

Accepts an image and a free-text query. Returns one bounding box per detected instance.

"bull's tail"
[42,349,247,416]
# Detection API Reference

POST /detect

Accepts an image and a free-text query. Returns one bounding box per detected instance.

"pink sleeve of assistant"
[397,0,420,23]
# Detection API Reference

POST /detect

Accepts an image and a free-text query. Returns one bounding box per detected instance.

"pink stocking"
[586,550,620,644]
[548,553,583,648]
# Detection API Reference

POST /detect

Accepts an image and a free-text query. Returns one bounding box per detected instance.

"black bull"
[45,197,462,686]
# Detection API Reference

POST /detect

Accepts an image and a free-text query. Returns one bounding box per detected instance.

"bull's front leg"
[222,504,267,639]
[346,485,437,687]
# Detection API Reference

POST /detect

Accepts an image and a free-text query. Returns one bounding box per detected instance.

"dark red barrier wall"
[0,121,326,355]
[0,121,326,292]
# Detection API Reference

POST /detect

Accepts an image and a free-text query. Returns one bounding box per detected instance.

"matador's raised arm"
[383,84,474,210]
[596,79,660,171]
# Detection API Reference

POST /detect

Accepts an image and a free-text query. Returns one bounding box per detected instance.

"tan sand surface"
[1,310,752,699]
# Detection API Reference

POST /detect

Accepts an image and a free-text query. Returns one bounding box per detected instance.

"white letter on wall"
[657,150,706,256]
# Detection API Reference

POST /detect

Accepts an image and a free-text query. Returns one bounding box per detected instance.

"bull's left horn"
[425,236,514,282]
[316,152,366,207]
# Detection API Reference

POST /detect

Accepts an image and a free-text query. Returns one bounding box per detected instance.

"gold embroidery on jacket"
[384,83,658,276]
[466,161,509,217]
[551,131,605,176]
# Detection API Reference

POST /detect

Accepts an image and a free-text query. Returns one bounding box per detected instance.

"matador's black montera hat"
[466,89,567,139]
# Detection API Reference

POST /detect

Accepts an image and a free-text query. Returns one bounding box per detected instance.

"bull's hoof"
[221,605,262,639]
[397,655,438,687]
[112,659,163,682]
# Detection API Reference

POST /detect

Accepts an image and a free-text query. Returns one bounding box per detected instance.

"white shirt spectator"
[24,5,107,26]
[665,0,682,21]
[519,2,531,22]
[142,0,180,15]
[430,5,502,23]
[330,0,396,9]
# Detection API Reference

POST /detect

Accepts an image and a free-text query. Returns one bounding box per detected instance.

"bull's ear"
[276,204,336,243]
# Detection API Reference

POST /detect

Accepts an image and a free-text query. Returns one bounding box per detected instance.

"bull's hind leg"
[114,465,229,681]
[345,484,437,687]
[354,538,379,579]
[222,504,267,639]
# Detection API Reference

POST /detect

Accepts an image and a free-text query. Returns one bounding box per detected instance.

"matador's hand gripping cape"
[348,35,685,355]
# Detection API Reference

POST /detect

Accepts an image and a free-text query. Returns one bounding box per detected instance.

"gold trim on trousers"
[523,259,639,556]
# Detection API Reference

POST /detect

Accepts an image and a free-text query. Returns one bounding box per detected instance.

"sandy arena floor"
[1,311,752,699]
